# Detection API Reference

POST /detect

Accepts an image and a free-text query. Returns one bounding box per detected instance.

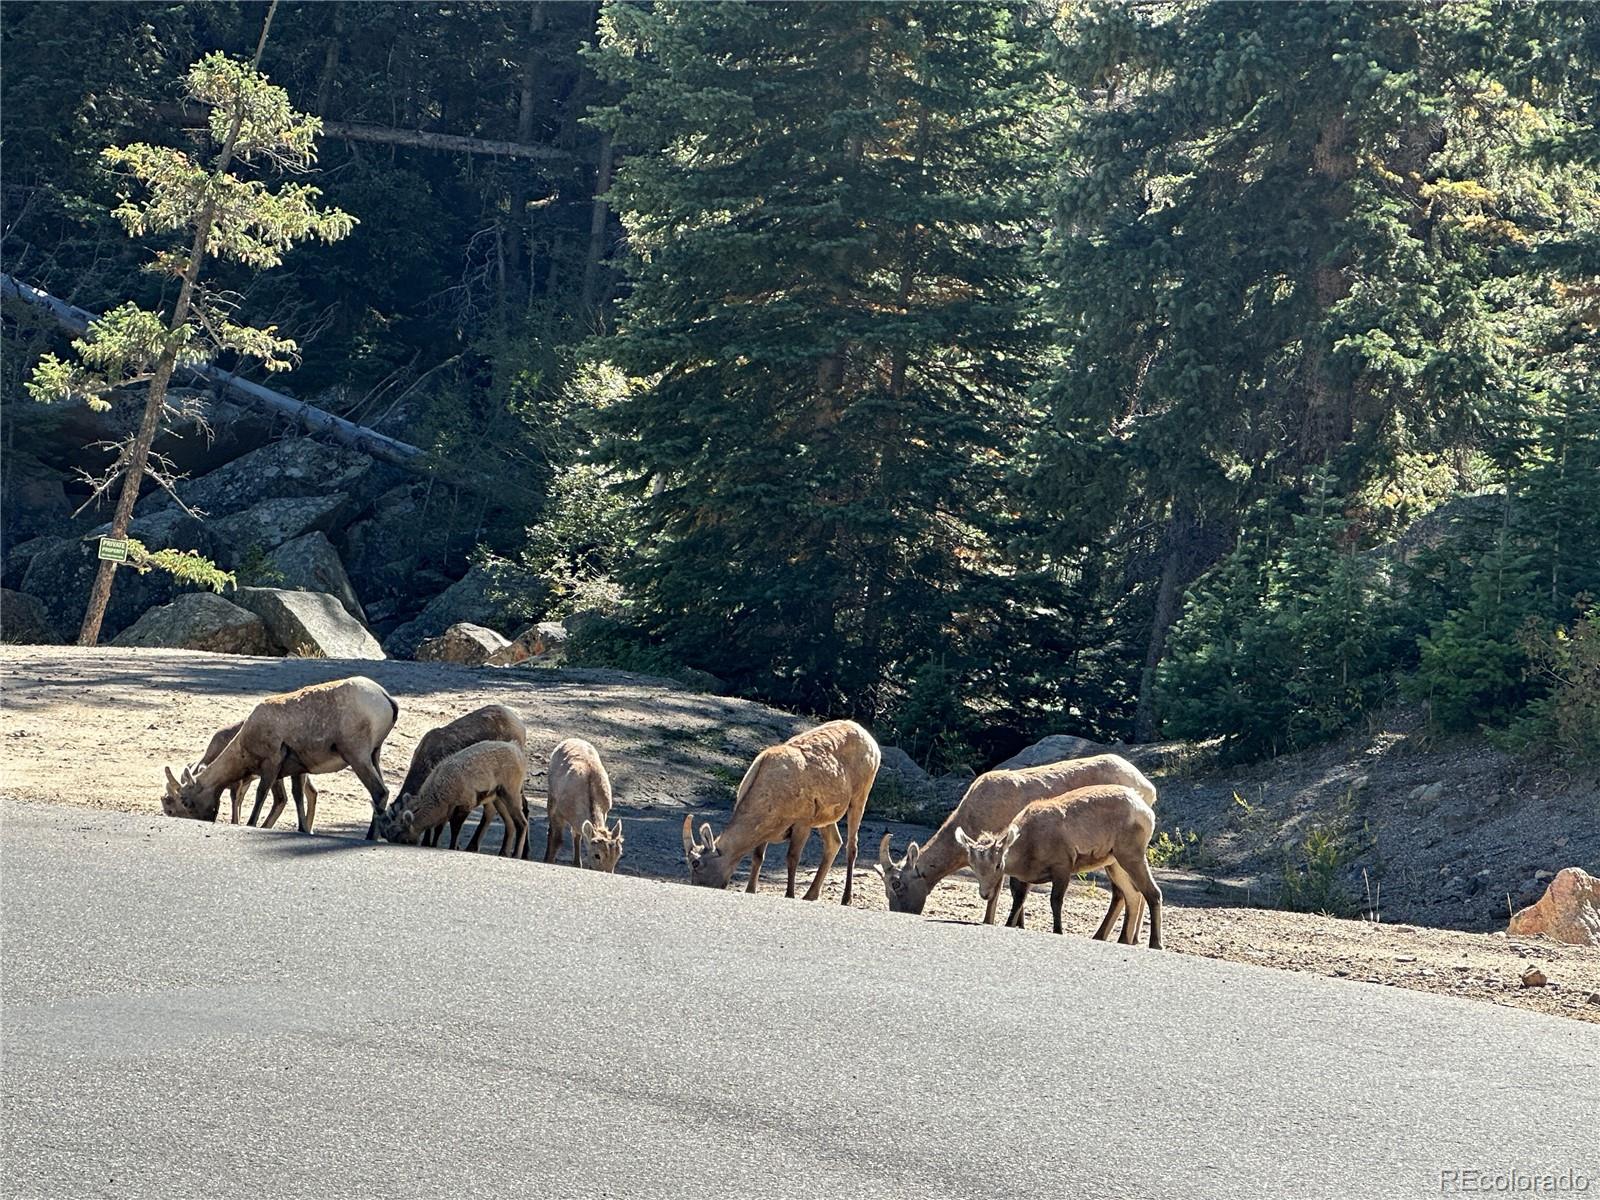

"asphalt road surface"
[2,799,1595,1200]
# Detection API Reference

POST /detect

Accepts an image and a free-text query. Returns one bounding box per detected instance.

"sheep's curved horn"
[164,766,180,797]
[681,814,697,858]
[878,833,894,870]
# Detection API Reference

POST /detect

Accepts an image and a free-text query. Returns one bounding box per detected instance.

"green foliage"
[124,539,235,594]
[590,0,1053,725]
[1160,479,1404,760]
[1497,608,1600,761]
[1278,819,1358,918]
[1148,827,1206,871]
[234,544,284,588]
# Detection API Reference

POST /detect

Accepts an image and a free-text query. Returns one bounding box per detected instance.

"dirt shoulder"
[3,645,1597,1024]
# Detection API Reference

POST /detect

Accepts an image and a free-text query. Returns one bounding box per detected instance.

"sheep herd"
[158,674,1164,946]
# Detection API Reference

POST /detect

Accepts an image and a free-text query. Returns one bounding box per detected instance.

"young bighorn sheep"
[162,676,397,837]
[877,753,1156,916]
[376,740,529,856]
[578,818,624,872]
[955,783,1163,948]
[194,721,319,829]
[393,705,528,851]
[544,737,615,867]
[682,719,880,905]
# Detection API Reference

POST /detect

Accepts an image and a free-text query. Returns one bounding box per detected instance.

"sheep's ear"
[164,766,180,798]
[681,814,697,858]
[905,841,920,869]
[581,820,596,841]
[699,822,716,852]
[610,819,623,841]
[1001,825,1020,850]
[954,828,971,850]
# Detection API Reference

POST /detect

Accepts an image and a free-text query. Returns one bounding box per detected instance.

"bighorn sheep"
[162,677,397,837]
[393,705,528,851]
[545,737,616,867]
[682,719,880,905]
[579,818,624,872]
[877,753,1156,917]
[955,783,1163,948]
[376,740,529,857]
[195,721,319,829]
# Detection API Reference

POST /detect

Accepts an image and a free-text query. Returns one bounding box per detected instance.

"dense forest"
[3,1,1597,768]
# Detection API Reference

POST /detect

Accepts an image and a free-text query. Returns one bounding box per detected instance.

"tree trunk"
[78,4,277,645]
[579,133,615,321]
[504,4,546,303]
[313,3,343,117]
[1132,513,1191,742]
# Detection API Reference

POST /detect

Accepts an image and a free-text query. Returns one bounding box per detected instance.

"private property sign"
[96,538,129,563]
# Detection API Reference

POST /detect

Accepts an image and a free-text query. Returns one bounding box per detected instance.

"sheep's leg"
[982,884,1002,926]
[840,780,870,906]
[228,781,243,825]
[746,843,768,893]
[289,776,311,834]
[521,800,534,860]
[302,778,319,833]
[784,825,807,898]
[466,805,494,854]
[1121,854,1164,949]
[1049,874,1071,934]
[543,817,561,864]
[1005,878,1030,928]
[447,810,468,849]
[335,742,389,841]
[261,778,292,829]
[571,828,581,867]
[501,791,529,858]
[249,759,282,830]
[803,822,842,902]
[1095,865,1133,942]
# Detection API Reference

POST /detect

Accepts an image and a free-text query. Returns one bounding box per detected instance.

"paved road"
[2,800,1595,1199]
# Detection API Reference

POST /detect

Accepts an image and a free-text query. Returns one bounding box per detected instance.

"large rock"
[232,588,385,659]
[383,565,539,660]
[1,589,62,644]
[265,532,366,622]
[90,508,220,561]
[338,483,428,610]
[18,536,184,641]
[109,592,271,656]
[3,537,55,591]
[877,746,934,792]
[995,734,1109,772]
[416,622,510,666]
[485,621,568,667]
[0,452,70,548]
[141,437,390,520]
[1509,868,1600,946]
[211,494,350,560]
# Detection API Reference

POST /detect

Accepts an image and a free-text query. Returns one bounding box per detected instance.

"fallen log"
[153,102,571,164]
[3,272,423,471]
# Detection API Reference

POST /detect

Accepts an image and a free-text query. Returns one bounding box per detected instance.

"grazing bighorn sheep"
[162,676,398,837]
[545,737,615,867]
[682,719,880,905]
[195,721,318,829]
[376,740,529,857]
[955,783,1163,948]
[578,818,624,872]
[877,753,1155,918]
[393,705,528,851]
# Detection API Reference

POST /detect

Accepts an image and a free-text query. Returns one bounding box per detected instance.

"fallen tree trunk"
[3,272,424,471]
[153,102,570,163]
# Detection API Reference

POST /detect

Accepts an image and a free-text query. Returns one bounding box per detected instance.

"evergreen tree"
[26,15,354,643]
[590,1,1051,725]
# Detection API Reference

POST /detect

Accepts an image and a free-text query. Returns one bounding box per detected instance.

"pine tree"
[590,2,1050,724]
[1035,1,1588,738]
[26,11,354,643]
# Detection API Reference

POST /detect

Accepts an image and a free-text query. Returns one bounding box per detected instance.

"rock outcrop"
[232,587,385,659]
[141,437,391,519]
[109,592,271,656]
[1508,868,1600,946]
[484,620,568,667]
[995,734,1108,772]
[19,536,179,641]
[265,532,366,622]
[383,565,538,659]
[415,622,511,666]
[1,588,62,644]
[211,494,349,558]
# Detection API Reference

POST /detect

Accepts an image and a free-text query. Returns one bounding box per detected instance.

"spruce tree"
[590,2,1049,724]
